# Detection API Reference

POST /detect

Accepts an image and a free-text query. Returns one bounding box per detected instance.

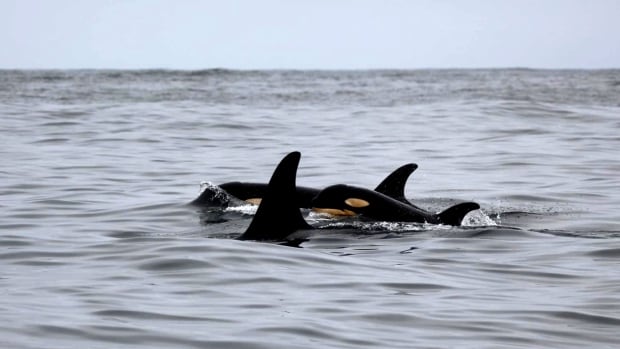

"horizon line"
[1,66,619,71]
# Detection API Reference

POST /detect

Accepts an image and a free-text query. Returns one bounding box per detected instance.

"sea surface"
[1,69,620,348]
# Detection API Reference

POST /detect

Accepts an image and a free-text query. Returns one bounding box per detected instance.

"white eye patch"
[344,198,370,208]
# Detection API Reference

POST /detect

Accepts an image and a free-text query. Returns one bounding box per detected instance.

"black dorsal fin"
[374,163,418,204]
[238,152,312,241]
[437,202,480,226]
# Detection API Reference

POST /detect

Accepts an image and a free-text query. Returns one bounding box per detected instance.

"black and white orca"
[191,162,418,208]
[237,151,480,241]
[311,184,479,226]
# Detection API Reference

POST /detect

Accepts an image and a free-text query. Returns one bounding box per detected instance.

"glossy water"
[1,69,620,348]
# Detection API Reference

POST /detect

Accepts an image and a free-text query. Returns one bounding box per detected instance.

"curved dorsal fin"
[238,152,311,241]
[437,202,480,226]
[374,163,418,204]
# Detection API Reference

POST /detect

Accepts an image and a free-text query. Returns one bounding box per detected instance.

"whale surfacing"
[312,184,479,226]
[191,162,419,208]
[207,151,480,241]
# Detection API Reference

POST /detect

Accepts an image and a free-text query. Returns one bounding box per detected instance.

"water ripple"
[2,69,620,349]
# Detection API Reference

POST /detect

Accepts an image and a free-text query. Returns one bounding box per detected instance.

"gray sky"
[1,0,618,69]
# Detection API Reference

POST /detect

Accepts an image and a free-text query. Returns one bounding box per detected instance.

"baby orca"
[191,163,418,208]
[312,184,479,226]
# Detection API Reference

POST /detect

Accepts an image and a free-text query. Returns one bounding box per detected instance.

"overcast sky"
[1,0,618,69]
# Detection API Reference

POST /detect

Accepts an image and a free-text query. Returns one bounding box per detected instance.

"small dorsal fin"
[374,163,418,204]
[238,152,311,241]
[437,202,480,226]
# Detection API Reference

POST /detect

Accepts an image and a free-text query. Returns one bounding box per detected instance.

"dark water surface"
[2,69,620,348]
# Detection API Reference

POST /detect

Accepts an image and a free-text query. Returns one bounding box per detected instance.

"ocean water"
[1,69,620,348]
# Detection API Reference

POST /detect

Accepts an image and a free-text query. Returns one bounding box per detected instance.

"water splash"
[225,204,258,215]
[461,209,498,227]
[318,220,447,232]
[193,181,230,206]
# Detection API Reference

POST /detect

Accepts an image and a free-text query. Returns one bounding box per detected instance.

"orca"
[212,151,479,241]
[189,180,318,207]
[310,163,421,216]
[218,182,319,207]
[238,151,312,241]
[191,163,418,208]
[311,184,479,226]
